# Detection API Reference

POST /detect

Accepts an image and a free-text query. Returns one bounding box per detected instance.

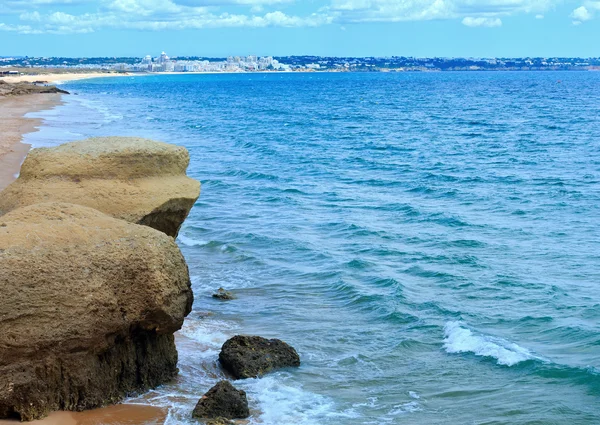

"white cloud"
[535,13,544,18]
[19,11,42,21]
[326,0,455,22]
[571,5,592,24]
[0,0,568,34]
[462,16,502,26]
[326,0,555,23]
[13,0,331,34]
[585,0,600,10]
[173,0,292,4]
[0,22,41,33]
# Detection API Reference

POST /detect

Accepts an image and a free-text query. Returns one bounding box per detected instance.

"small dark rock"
[212,288,235,300]
[192,381,249,420]
[219,335,300,379]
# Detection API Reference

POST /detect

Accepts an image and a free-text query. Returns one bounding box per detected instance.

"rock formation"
[0,137,201,237]
[219,335,300,379]
[212,288,235,300]
[0,203,194,421]
[0,80,69,96]
[192,381,249,421]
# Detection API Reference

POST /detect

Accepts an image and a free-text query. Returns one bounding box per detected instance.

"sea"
[24,72,600,424]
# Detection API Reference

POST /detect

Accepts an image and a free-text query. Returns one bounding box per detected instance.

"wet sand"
[0,94,167,425]
[0,404,167,425]
[0,94,63,191]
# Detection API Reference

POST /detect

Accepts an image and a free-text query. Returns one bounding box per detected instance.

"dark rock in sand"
[212,288,235,300]
[0,203,193,421]
[219,335,300,379]
[192,381,249,421]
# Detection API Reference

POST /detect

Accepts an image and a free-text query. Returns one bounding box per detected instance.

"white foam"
[176,233,208,247]
[443,321,545,366]
[408,391,420,399]
[22,95,117,149]
[177,317,236,358]
[243,375,353,425]
[388,401,422,415]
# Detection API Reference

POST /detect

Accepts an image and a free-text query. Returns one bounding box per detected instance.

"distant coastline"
[2,54,600,76]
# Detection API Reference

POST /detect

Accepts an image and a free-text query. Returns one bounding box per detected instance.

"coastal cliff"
[0,139,200,421]
[0,137,201,237]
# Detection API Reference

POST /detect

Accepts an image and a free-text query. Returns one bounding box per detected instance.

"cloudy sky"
[1,0,598,57]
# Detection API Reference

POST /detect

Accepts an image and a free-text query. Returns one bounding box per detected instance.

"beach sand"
[0,72,127,85]
[0,92,168,425]
[0,94,63,191]
[0,404,167,425]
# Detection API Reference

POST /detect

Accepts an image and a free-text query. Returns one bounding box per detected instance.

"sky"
[0,0,598,58]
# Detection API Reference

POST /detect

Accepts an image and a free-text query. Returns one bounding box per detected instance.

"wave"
[176,234,208,247]
[443,321,547,366]
[242,375,353,425]
[177,316,237,359]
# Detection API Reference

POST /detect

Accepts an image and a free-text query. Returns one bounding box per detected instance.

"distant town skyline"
[3,52,599,74]
[1,1,599,58]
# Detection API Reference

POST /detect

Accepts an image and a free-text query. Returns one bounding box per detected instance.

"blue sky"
[0,0,598,57]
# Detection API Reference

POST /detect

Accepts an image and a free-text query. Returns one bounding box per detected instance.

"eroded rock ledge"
[0,137,201,237]
[0,80,69,97]
[0,203,194,421]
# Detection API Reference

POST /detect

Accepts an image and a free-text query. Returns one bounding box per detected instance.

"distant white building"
[118,51,292,74]
[158,51,169,64]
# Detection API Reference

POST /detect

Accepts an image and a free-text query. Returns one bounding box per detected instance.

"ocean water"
[24,72,600,424]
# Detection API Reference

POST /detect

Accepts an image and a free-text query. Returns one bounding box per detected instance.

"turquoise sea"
[25,72,600,424]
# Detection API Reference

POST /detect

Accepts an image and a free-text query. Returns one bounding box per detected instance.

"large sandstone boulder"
[219,336,300,379]
[192,381,250,421]
[0,203,193,421]
[0,137,200,237]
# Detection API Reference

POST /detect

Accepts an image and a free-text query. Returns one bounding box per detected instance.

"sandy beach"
[0,72,130,191]
[0,94,63,191]
[0,72,128,85]
[0,404,167,425]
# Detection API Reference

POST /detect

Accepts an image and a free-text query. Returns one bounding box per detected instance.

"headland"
[0,81,182,425]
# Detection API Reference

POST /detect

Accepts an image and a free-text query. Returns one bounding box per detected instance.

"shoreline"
[0,93,63,192]
[0,90,172,425]
[0,404,167,425]
[0,72,130,85]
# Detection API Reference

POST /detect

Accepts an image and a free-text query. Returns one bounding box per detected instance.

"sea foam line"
[443,321,547,366]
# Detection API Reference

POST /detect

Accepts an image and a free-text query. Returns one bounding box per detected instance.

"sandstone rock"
[0,203,193,421]
[0,137,200,237]
[212,288,235,300]
[192,381,249,421]
[0,80,69,96]
[219,336,300,379]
